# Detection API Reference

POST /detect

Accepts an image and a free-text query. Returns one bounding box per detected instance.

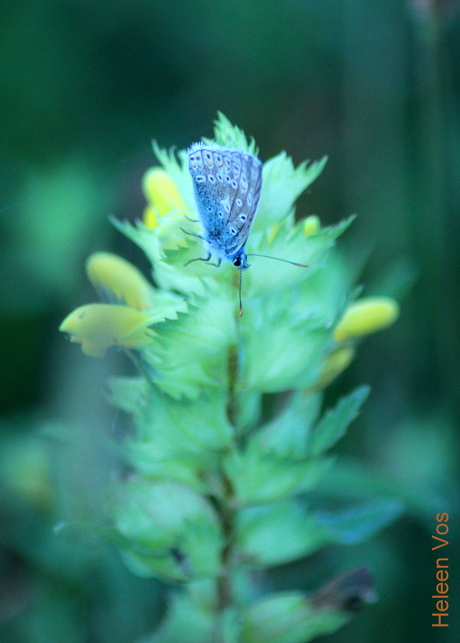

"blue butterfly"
[188,143,262,271]
[186,143,307,313]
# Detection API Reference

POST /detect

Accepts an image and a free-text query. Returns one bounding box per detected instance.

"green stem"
[217,471,235,610]
[212,343,240,641]
[226,343,239,429]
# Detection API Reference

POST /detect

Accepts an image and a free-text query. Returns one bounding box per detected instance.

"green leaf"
[145,593,213,643]
[316,498,404,544]
[241,593,349,643]
[108,378,233,453]
[109,477,223,580]
[143,294,237,398]
[252,390,322,458]
[236,389,263,433]
[238,501,329,566]
[224,449,333,506]
[111,218,211,300]
[241,312,330,393]
[310,385,370,455]
[254,154,328,232]
[209,112,258,155]
[243,217,356,302]
[145,590,239,643]
[314,457,439,520]
[125,445,207,492]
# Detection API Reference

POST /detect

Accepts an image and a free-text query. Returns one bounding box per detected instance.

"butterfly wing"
[223,150,262,256]
[188,144,262,261]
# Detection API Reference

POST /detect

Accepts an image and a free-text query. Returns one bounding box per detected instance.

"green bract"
[59,114,402,642]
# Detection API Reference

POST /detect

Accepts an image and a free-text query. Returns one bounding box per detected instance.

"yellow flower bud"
[317,346,355,388]
[59,304,154,357]
[334,297,399,343]
[303,215,321,236]
[143,205,157,229]
[141,168,187,227]
[86,252,153,310]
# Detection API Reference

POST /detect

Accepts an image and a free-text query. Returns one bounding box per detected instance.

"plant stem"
[212,343,240,641]
[226,343,239,429]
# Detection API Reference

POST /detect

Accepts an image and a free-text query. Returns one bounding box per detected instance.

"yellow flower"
[86,252,153,310]
[59,304,154,357]
[303,215,321,236]
[142,168,187,228]
[317,346,355,388]
[334,297,399,343]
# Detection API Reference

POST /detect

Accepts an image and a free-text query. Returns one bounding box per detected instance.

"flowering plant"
[60,114,400,643]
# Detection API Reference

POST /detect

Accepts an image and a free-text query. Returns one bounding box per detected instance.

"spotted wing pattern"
[188,144,262,261]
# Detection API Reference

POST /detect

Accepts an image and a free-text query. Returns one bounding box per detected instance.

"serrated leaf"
[125,444,207,492]
[238,501,329,566]
[243,218,351,301]
[224,450,332,506]
[241,313,330,393]
[209,112,258,155]
[314,457,441,520]
[142,293,236,398]
[316,498,404,544]
[108,378,233,452]
[252,390,322,458]
[254,155,327,232]
[110,477,223,580]
[241,593,348,643]
[310,385,370,455]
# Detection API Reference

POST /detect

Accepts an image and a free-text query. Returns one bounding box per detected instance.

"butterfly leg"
[184,214,200,223]
[184,253,221,268]
[181,227,204,240]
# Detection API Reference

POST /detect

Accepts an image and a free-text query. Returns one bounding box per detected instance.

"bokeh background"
[1,1,459,641]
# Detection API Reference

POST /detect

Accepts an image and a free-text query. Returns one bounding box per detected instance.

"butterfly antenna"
[239,270,243,317]
[246,253,308,268]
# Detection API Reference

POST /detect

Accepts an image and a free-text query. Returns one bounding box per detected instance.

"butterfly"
[187,143,262,270]
[186,143,307,314]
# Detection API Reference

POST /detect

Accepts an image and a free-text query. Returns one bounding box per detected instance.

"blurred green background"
[1,1,459,641]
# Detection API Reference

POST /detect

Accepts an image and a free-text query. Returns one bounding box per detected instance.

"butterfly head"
[232,249,250,270]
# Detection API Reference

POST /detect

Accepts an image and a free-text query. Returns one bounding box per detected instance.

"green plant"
[59,114,401,643]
